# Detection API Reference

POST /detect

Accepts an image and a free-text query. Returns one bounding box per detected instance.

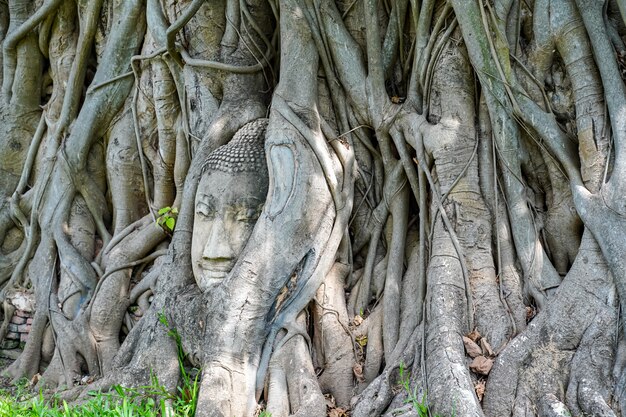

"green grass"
[398,361,447,417]
[0,372,196,416]
[0,314,200,417]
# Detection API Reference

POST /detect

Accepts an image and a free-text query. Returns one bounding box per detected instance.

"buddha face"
[192,168,268,291]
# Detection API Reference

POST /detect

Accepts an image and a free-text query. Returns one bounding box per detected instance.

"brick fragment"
[17,324,31,333]
[6,332,19,340]
[10,315,26,325]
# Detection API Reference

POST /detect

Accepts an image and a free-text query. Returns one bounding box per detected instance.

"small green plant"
[398,361,444,417]
[0,315,200,416]
[159,311,200,416]
[0,371,199,416]
[0,382,164,416]
[156,206,178,232]
[258,411,272,417]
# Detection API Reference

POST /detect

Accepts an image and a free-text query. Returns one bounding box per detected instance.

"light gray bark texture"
[1,0,626,416]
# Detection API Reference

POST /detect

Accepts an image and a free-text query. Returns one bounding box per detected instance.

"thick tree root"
[352,326,421,417]
[266,315,326,417]
[313,262,355,408]
[483,232,617,417]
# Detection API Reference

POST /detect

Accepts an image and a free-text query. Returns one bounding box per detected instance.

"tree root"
[484,232,617,417]
[313,263,355,408]
[266,314,326,417]
[352,325,420,417]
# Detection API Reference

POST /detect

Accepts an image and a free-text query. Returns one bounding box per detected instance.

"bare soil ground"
[0,354,20,394]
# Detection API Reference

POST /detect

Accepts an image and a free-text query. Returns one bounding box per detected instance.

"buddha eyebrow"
[196,194,217,206]
[235,197,263,207]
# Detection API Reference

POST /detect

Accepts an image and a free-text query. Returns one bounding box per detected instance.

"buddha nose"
[202,217,234,261]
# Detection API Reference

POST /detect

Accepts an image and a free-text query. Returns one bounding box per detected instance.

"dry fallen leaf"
[329,407,348,417]
[353,363,365,383]
[30,373,41,386]
[463,336,482,358]
[325,392,349,417]
[466,329,481,342]
[475,380,486,401]
[480,338,494,357]
[469,356,493,376]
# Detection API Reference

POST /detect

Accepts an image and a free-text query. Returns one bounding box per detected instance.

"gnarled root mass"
[1,0,626,416]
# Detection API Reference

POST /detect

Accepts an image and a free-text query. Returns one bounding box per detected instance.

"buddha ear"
[266,143,297,219]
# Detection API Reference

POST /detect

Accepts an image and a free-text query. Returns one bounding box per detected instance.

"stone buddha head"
[192,119,269,291]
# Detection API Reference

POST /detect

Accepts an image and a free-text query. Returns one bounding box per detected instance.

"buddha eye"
[196,202,215,219]
[236,207,260,223]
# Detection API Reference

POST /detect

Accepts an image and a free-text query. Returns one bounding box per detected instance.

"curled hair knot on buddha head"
[201,118,269,175]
